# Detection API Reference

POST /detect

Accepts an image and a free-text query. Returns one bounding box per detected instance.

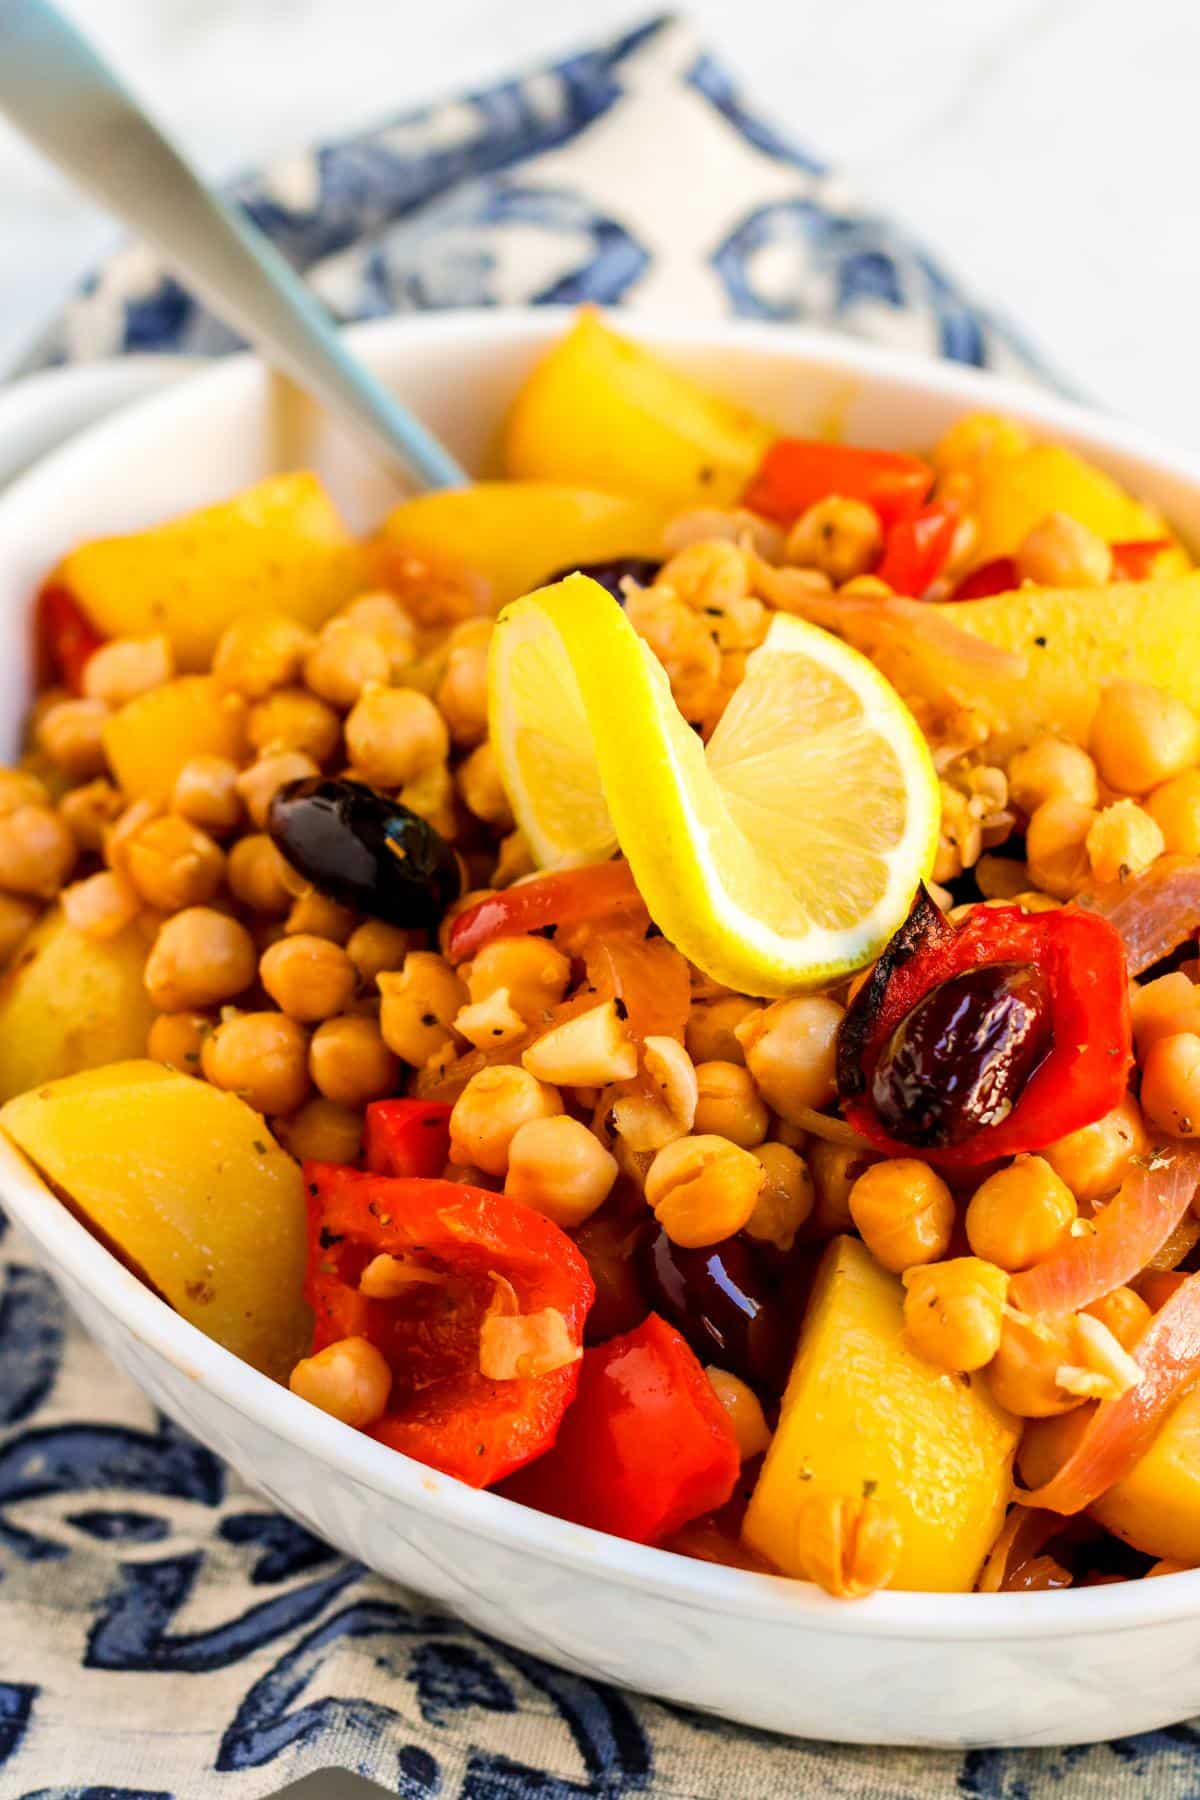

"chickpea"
[144,907,256,1011]
[1015,513,1112,588]
[226,833,297,915]
[931,412,1029,476]
[809,1138,878,1235]
[1085,799,1163,885]
[1007,735,1099,815]
[200,1011,310,1115]
[449,1065,562,1177]
[504,1114,618,1227]
[790,1490,904,1600]
[83,634,173,707]
[399,758,457,839]
[0,768,50,815]
[902,1257,1009,1373]
[36,698,108,779]
[1090,681,1200,795]
[289,1335,392,1428]
[988,1310,1084,1416]
[1043,1093,1147,1201]
[277,1096,364,1166]
[657,539,750,612]
[1146,769,1200,856]
[965,1155,1077,1271]
[258,932,356,1023]
[493,829,535,887]
[213,612,314,699]
[692,1060,769,1147]
[284,888,356,943]
[644,1133,764,1249]
[236,750,320,830]
[785,497,882,584]
[746,1142,814,1251]
[435,640,490,748]
[705,1367,771,1460]
[169,754,242,835]
[0,893,36,963]
[147,1009,211,1072]
[378,951,466,1064]
[61,869,141,940]
[1085,1285,1152,1353]
[247,689,340,764]
[734,995,843,1123]
[454,988,527,1051]
[308,1014,399,1108]
[457,741,514,829]
[849,1158,954,1274]
[685,994,762,1065]
[344,686,448,789]
[1131,972,1200,1059]
[335,592,417,676]
[466,935,572,1021]
[346,919,412,984]
[1025,797,1096,899]
[302,623,392,711]
[124,814,225,912]
[1141,1032,1200,1137]
[0,804,75,899]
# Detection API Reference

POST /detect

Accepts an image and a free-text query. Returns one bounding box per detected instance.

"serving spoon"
[0,0,468,490]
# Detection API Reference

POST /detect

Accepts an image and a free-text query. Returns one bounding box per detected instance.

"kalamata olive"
[871,960,1053,1149]
[640,1227,796,1391]
[543,557,662,604]
[268,777,462,929]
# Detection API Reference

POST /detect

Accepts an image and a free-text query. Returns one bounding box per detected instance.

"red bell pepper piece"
[445,861,647,964]
[876,501,960,597]
[36,584,105,694]
[1110,538,1172,580]
[303,1165,593,1486]
[949,557,1020,601]
[743,439,933,530]
[499,1313,739,1544]
[837,888,1132,1169]
[363,1099,452,1178]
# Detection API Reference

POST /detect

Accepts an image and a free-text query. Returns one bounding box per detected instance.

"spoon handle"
[0,0,467,489]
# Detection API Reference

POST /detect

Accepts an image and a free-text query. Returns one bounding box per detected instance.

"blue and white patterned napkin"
[3,15,1186,1799]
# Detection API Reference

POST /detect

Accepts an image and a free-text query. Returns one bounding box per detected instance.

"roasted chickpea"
[848,1158,954,1273]
[308,1014,399,1108]
[0,892,36,963]
[785,497,882,584]
[965,1155,1077,1271]
[902,1257,1009,1373]
[449,1065,562,1176]
[1146,769,1200,856]
[692,1060,769,1147]
[705,1367,771,1460]
[61,868,140,940]
[213,612,314,699]
[1085,799,1163,885]
[147,1009,211,1072]
[504,1114,618,1227]
[435,640,490,748]
[83,634,173,707]
[1043,1092,1147,1200]
[457,742,514,829]
[259,932,357,1022]
[284,888,356,943]
[346,919,412,984]
[236,750,320,829]
[378,951,466,1064]
[644,1133,764,1249]
[0,804,75,898]
[1007,735,1099,815]
[200,1011,311,1115]
[171,754,242,834]
[303,623,392,710]
[466,935,572,1021]
[226,833,297,915]
[0,768,50,815]
[344,686,448,789]
[1141,1032,1200,1137]
[36,698,108,779]
[144,907,256,1011]
[277,1096,364,1165]
[734,995,844,1122]
[988,1310,1084,1416]
[1024,797,1096,899]
[746,1141,814,1251]
[289,1335,391,1427]
[685,994,762,1065]
[124,814,224,912]
[1015,513,1112,588]
[809,1138,878,1235]
[247,689,340,764]
[1131,972,1200,1059]
[335,592,416,676]
[931,412,1029,475]
[1086,1285,1153,1352]
[1090,680,1200,795]
[59,778,123,853]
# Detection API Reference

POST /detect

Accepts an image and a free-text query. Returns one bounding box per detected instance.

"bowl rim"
[5,304,1200,1640]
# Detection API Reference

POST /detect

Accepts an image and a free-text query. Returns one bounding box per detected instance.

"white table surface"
[0,0,1193,444]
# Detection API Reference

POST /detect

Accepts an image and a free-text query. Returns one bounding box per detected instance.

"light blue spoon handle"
[0,0,467,489]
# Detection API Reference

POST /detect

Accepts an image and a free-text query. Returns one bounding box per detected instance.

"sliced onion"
[1016,1271,1200,1515]
[1077,855,1200,975]
[1010,1143,1200,1317]
[784,1105,874,1149]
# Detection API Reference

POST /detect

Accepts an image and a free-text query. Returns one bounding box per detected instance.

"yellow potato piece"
[103,675,247,803]
[970,444,1172,564]
[1,1061,311,1381]
[928,574,1200,752]
[743,1237,1018,1592]
[504,310,774,509]
[0,908,156,1103]
[54,472,365,669]
[378,481,670,609]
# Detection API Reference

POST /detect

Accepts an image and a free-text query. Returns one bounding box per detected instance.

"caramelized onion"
[1077,856,1200,976]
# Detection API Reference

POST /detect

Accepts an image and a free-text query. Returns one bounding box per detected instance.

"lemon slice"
[488,574,939,994]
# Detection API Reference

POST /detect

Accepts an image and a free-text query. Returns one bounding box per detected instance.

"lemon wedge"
[488,575,939,995]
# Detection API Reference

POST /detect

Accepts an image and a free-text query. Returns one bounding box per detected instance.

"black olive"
[640,1228,796,1391]
[543,556,662,604]
[871,960,1053,1149]
[267,777,462,929]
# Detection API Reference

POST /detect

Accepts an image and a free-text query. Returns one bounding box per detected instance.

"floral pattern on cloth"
[2,12,1165,1799]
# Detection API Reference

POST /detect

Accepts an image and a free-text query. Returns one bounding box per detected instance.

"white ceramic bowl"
[4,311,1200,1750]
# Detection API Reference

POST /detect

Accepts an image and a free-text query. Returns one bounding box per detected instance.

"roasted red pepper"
[876,501,960,597]
[837,889,1132,1169]
[1110,538,1172,580]
[36,584,105,694]
[303,1165,593,1486]
[445,861,647,963]
[949,557,1019,601]
[743,439,932,530]
[363,1099,452,1178]
[499,1313,739,1544]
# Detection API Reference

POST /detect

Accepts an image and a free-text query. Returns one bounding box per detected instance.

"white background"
[0,0,1195,442]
